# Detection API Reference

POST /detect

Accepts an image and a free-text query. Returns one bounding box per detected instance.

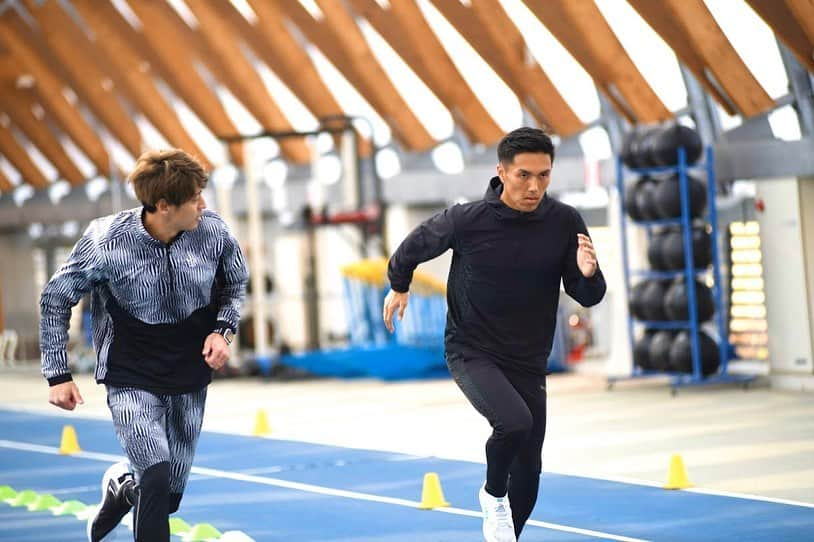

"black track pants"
[446,348,547,538]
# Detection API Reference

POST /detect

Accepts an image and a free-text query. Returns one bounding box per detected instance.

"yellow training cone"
[664,453,692,489]
[59,425,81,455]
[419,472,450,509]
[252,410,271,437]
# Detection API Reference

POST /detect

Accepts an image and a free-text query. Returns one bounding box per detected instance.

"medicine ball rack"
[611,146,756,394]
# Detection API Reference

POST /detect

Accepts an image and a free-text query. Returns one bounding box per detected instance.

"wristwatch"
[214,327,235,345]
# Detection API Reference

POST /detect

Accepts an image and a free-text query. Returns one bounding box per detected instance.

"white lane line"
[682,487,814,509]
[5,407,812,511]
[0,440,125,462]
[548,468,814,509]
[0,439,646,542]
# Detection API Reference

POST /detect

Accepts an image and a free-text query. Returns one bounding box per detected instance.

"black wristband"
[47,374,74,387]
[214,320,235,333]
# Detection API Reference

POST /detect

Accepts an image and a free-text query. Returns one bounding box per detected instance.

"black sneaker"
[86,461,136,542]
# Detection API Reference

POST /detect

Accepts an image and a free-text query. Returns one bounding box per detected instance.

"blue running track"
[0,409,812,541]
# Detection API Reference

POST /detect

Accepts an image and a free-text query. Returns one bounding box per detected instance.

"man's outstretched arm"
[384,207,456,331]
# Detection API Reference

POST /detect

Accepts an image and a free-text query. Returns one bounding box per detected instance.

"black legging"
[446,347,547,539]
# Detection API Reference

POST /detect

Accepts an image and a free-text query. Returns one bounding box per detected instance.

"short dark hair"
[128,149,207,212]
[497,127,555,165]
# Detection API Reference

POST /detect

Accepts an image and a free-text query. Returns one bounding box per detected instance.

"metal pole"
[0,278,4,332]
[616,157,637,375]
[244,157,268,357]
[706,146,729,374]
[680,65,718,146]
[600,93,625,155]
[678,147,701,380]
[304,214,320,351]
[777,41,814,137]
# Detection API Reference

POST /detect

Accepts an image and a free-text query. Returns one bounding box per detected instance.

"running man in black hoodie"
[383,127,606,542]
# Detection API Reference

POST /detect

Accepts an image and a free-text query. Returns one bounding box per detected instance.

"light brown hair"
[128,149,207,212]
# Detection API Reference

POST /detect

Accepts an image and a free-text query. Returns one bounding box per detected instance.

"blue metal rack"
[611,146,755,393]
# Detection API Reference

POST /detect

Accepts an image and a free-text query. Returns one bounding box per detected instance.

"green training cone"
[182,523,222,541]
[51,500,87,516]
[169,517,193,535]
[7,490,38,507]
[27,493,61,512]
[0,485,16,501]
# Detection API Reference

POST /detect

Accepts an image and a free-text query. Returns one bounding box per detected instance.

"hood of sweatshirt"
[485,176,554,221]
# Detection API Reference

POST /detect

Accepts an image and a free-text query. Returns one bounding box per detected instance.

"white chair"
[0,330,18,367]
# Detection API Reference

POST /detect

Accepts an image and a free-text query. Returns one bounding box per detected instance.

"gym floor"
[0,365,812,541]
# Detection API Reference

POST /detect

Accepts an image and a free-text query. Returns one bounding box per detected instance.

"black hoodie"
[387,177,606,374]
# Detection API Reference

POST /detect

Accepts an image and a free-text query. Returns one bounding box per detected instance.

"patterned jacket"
[40,208,248,394]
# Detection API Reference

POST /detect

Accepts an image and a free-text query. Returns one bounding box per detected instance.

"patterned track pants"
[106,385,206,541]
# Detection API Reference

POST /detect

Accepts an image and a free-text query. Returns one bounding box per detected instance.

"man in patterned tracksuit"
[40,149,248,542]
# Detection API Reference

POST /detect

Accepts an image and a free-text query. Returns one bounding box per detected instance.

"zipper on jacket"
[166,246,175,292]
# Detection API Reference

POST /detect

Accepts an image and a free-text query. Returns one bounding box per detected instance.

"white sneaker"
[86,462,136,542]
[479,484,516,542]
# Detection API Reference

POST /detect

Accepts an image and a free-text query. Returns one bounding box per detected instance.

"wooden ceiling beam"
[428,0,583,137]
[68,0,211,170]
[268,0,389,151]
[271,1,378,116]
[469,0,586,135]
[0,53,20,84]
[219,2,343,123]
[217,1,368,156]
[316,0,435,151]
[625,0,734,115]
[0,165,12,192]
[628,0,774,118]
[0,14,110,176]
[21,2,142,157]
[0,86,84,185]
[0,122,50,189]
[184,0,310,164]
[274,0,435,152]
[783,0,814,47]
[429,0,513,83]
[521,0,671,124]
[120,1,243,166]
[349,0,503,145]
[227,4,364,156]
[747,0,814,73]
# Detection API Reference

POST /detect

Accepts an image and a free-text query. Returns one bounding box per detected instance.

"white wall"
[0,235,41,360]
[271,224,366,351]
[801,178,814,369]
[755,177,814,385]
[602,188,647,377]
[271,230,307,350]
